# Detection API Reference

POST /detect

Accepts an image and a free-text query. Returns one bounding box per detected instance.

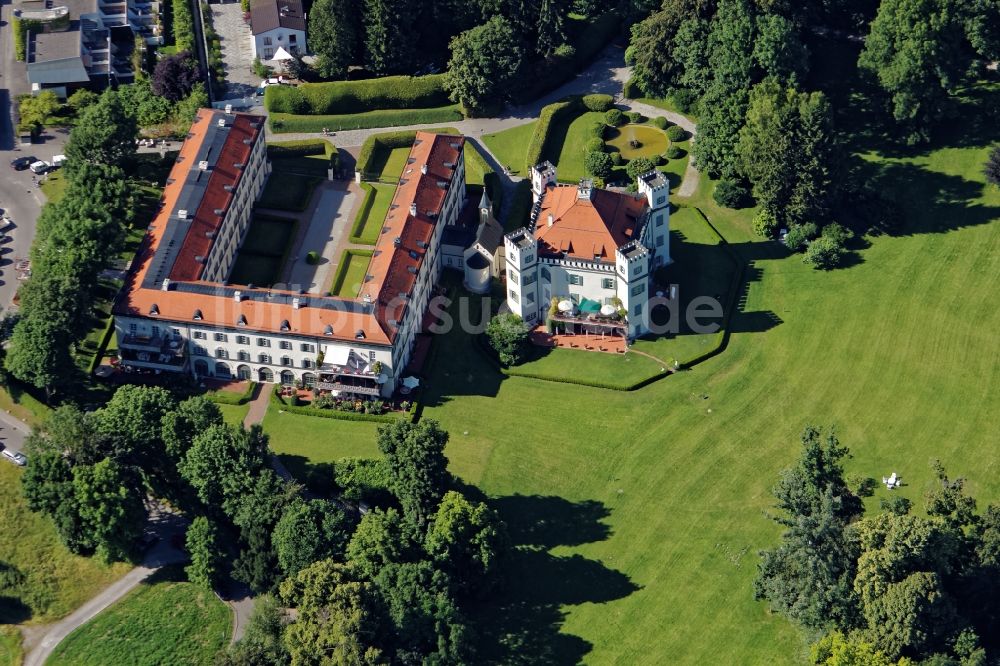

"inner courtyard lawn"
[46,567,231,666]
[227,214,297,287]
[482,121,537,176]
[351,182,396,245]
[412,138,1000,663]
[0,464,130,625]
[329,250,371,297]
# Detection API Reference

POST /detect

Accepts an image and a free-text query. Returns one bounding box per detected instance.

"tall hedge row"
[264,74,451,115]
[523,98,584,173]
[172,0,195,53]
[355,130,422,177]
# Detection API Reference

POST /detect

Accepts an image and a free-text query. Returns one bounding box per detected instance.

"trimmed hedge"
[349,182,379,243]
[652,116,669,129]
[666,125,687,142]
[12,17,25,62]
[666,145,686,159]
[172,0,195,54]
[524,97,583,173]
[264,74,451,115]
[269,105,463,134]
[266,138,335,159]
[584,137,605,153]
[623,77,642,99]
[356,130,421,178]
[208,381,257,405]
[582,94,614,112]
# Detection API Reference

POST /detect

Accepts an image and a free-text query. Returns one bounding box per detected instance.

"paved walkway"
[23,510,189,666]
[212,2,258,100]
[280,181,358,293]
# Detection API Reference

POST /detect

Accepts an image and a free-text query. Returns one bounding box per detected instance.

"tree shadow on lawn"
[461,491,639,665]
[861,162,1000,237]
[274,454,334,496]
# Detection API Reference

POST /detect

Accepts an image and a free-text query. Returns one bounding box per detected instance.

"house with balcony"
[503,162,671,339]
[250,0,305,61]
[19,0,158,94]
[113,121,467,398]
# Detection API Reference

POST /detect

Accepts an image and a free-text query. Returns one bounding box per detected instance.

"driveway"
[211,1,258,101]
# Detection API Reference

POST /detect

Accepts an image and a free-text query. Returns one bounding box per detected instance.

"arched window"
[237,365,252,380]
[280,370,295,385]
[302,372,316,388]
[215,362,231,377]
[258,367,274,382]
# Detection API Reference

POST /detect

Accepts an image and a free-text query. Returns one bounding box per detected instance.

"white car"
[29,160,52,174]
[1,449,27,466]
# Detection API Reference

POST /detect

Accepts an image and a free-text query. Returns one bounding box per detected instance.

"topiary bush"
[625,111,643,123]
[265,74,451,115]
[584,151,613,178]
[306,251,320,265]
[666,125,687,142]
[584,137,605,153]
[609,151,623,166]
[623,78,642,99]
[652,116,668,129]
[752,208,779,238]
[604,108,625,127]
[589,121,607,139]
[802,224,852,269]
[652,154,667,166]
[666,145,685,159]
[712,179,751,209]
[582,94,614,112]
[625,156,656,180]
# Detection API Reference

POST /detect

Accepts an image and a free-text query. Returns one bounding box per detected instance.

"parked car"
[1,449,27,466]
[51,154,66,168]
[10,156,36,170]
[29,160,52,174]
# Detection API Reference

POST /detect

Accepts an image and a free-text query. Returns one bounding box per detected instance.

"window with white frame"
[237,335,250,345]
[214,332,227,342]
[193,331,207,340]
[509,270,519,285]
[300,343,315,353]
[257,338,270,347]
[631,283,645,296]
[568,274,583,286]
[602,278,614,289]
[279,341,292,350]
[259,353,271,364]
[524,272,537,286]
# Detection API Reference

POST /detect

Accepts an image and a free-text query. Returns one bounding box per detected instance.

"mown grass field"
[329,250,371,297]
[46,567,231,666]
[409,133,1000,663]
[483,121,537,176]
[0,626,21,666]
[0,464,130,625]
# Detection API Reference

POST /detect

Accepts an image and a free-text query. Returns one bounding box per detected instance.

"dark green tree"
[585,151,614,179]
[983,146,1000,187]
[160,396,223,462]
[754,426,862,631]
[444,17,523,114]
[64,89,137,170]
[485,313,529,366]
[231,470,297,593]
[218,594,291,665]
[752,13,808,84]
[21,451,74,515]
[535,0,568,56]
[347,507,419,580]
[273,499,355,578]
[279,559,385,664]
[425,491,508,596]
[363,0,417,75]
[72,459,146,561]
[179,424,268,512]
[185,515,224,588]
[94,385,177,465]
[309,0,360,79]
[377,420,451,527]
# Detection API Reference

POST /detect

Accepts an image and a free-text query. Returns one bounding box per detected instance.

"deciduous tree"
[64,89,137,170]
[377,420,451,527]
[185,515,224,588]
[425,491,507,596]
[444,17,523,114]
[273,499,355,577]
[309,0,360,79]
[152,51,202,102]
[485,313,529,366]
[72,459,145,561]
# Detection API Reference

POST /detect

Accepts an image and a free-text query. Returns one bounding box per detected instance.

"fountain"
[605,123,669,160]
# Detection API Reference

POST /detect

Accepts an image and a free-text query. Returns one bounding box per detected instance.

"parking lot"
[211,1,258,101]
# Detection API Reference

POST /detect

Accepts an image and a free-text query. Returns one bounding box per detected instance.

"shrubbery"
[585,151,613,178]
[625,111,643,123]
[803,223,853,269]
[666,145,685,159]
[652,154,667,166]
[270,106,463,133]
[666,125,687,142]
[625,156,656,179]
[652,116,668,129]
[355,129,426,177]
[584,137,605,153]
[582,94,614,112]
[605,108,625,126]
[486,314,530,366]
[524,98,582,172]
[623,77,642,99]
[306,251,319,265]
[609,151,623,166]
[752,208,779,238]
[589,121,607,139]
[784,222,818,251]
[265,74,452,115]
[713,179,751,208]
[172,0,195,54]
[12,17,26,62]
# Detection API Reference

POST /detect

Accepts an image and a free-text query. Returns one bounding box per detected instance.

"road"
[0,409,30,459]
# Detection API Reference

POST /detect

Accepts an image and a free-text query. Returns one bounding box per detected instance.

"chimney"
[178,209,189,219]
[420,164,428,175]
[161,278,171,291]
[224,103,233,114]
[292,297,301,310]
[547,213,554,227]
[409,203,417,216]
[234,290,243,302]
[198,160,209,170]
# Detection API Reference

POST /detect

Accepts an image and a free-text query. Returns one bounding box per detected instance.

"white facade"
[251,27,306,61]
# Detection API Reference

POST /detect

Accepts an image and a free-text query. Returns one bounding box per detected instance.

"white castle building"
[504,162,671,339]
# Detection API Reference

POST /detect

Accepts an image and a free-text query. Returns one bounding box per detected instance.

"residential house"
[250,0,305,61]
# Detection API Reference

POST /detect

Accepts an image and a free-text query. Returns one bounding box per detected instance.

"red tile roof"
[533,185,646,261]
[115,120,464,347]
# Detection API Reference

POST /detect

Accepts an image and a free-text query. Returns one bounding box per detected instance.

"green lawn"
[46,567,231,666]
[0,626,21,666]
[263,407,382,491]
[464,143,492,186]
[401,133,1000,663]
[545,110,606,183]
[217,402,250,425]
[379,146,412,180]
[483,121,537,176]
[329,249,373,297]
[39,169,69,203]
[350,182,395,245]
[0,464,131,624]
